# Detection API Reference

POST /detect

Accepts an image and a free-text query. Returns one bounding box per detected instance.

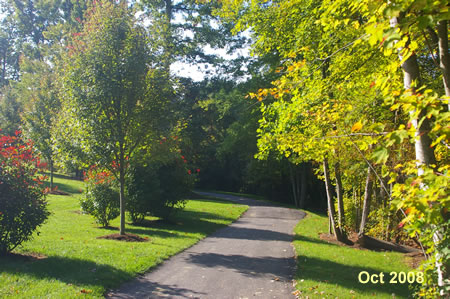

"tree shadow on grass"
[295,255,413,297]
[294,234,341,247]
[192,192,275,207]
[44,181,83,194]
[0,254,132,290]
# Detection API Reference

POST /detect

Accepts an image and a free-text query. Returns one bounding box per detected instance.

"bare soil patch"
[96,233,150,242]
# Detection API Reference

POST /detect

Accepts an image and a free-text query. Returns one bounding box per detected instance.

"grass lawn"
[293,211,417,298]
[0,175,248,298]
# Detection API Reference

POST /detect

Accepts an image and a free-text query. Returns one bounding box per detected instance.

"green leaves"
[371,146,389,165]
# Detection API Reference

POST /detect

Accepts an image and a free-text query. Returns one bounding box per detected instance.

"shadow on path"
[185,252,293,280]
[110,281,207,298]
[212,226,292,242]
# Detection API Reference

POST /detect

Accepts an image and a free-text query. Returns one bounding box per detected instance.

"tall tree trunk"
[436,19,449,293]
[163,0,173,72]
[392,16,443,291]
[334,161,345,228]
[437,20,450,110]
[358,166,373,238]
[323,158,345,242]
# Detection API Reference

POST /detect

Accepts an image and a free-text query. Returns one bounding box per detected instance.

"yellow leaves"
[247,87,286,102]
[351,121,363,132]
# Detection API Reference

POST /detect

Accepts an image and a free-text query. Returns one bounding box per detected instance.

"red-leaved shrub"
[0,131,49,255]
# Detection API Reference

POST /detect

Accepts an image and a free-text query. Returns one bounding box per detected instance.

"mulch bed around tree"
[96,233,150,242]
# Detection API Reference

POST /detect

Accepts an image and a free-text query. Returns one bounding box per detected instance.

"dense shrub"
[80,168,119,227]
[0,131,49,255]
[127,137,195,223]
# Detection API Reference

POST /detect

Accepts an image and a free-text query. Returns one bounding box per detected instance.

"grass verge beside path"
[293,212,415,298]
[0,175,248,298]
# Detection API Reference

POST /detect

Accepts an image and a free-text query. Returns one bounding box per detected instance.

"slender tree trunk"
[289,163,299,207]
[163,0,173,72]
[323,158,345,242]
[328,211,332,234]
[435,19,449,293]
[1,50,6,85]
[50,159,54,190]
[353,187,358,231]
[437,20,450,110]
[358,166,373,238]
[299,163,307,209]
[334,161,345,228]
[119,149,126,236]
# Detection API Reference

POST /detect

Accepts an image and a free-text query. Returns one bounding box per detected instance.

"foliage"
[0,131,49,255]
[0,1,21,87]
[0,86,22,136]
[218,0,449,293]
[127,136,195,223]
[18,57,61,187]
[80,167,119,227]
[58,0,174,235]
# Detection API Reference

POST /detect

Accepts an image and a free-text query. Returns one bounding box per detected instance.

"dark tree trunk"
[299,163,307,209]
[334,162,345,228]
[119,149,126,236]
[323,158,346,242]
[437,20,450,110]
[289,163,299,207]
[358,166,373,238]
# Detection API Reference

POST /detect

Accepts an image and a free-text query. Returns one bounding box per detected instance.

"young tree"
[17,58,59,189]
[59,0,173,235]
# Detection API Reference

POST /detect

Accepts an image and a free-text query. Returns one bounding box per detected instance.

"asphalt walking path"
[107,191,306,299]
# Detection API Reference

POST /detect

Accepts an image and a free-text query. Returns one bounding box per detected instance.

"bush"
[127,137,195,223]
[80,168,119,227]
[0,131,49,255]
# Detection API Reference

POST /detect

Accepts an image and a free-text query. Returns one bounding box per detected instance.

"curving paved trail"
[107,192,306,299]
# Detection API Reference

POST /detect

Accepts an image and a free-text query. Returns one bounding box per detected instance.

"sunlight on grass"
[0,175,248,298]
[293,212,416,298]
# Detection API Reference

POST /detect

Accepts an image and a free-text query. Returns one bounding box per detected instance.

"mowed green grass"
[0,175,248,298]
[293,212,416,298]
